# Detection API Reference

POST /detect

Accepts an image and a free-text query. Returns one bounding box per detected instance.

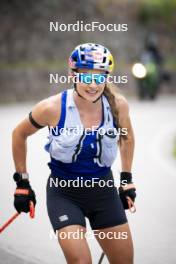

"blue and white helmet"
[68,43,114,73]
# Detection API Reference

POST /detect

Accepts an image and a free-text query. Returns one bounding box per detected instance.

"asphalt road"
[0,95,176,264]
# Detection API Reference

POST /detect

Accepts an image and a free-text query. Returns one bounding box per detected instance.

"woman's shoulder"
[31,92,63,127]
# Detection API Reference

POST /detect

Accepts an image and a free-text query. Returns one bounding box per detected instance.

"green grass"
[139,0,176,25]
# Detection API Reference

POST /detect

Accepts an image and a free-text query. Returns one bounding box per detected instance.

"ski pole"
[0,201,35,234]
[98,252,105,264]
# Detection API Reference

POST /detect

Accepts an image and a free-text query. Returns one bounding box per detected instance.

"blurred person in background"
[132,33,164,100]
[145,33,163,65]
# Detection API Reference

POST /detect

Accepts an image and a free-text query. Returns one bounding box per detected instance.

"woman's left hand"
[118,183,136,210]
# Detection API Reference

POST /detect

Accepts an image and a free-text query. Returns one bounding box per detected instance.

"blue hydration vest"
[45,88,119,179]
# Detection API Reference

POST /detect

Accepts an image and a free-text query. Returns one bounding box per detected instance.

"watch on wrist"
[13,172,29,182]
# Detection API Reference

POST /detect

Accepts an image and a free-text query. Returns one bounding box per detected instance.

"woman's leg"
[57,224,92,264]
[47,176,92,263]
[94,223,133,264]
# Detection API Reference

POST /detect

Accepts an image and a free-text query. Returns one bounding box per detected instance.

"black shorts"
[46,170,127,232]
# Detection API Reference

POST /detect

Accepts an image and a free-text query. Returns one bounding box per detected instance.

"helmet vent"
[72,53,77,61]
[81,55,85,61]
[103,57,106,63]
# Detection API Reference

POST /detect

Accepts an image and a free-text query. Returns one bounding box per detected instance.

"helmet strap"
[92,94,103,103]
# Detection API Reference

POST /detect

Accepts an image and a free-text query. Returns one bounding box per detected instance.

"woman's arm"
[117,96,135,172]
[115,95,136,210]
[115,95,135,191]
[12,95,61,173]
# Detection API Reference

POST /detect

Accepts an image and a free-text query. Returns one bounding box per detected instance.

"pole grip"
[127,196,136,213]
[29,201,35,218]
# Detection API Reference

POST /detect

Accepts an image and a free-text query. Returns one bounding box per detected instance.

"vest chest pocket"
[48,132,83,163]
[100,131,119,167]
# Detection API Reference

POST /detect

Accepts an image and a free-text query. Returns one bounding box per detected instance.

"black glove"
[119,186,136,209]
[119,172,136,210]
[14,180,36,213]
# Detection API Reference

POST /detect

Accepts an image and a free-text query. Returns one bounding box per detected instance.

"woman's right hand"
[14,179,36,213]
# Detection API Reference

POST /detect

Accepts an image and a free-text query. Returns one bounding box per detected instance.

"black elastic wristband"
[120,172,133,185]
[29,112,45,129]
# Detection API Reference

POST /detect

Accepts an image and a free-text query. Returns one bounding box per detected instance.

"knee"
[109,255,133,264]
[67,255,92,264]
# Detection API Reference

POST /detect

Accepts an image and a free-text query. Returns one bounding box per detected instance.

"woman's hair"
[103,84,119,129]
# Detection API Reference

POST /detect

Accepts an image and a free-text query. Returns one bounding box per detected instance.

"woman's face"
[75,68,107,102]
